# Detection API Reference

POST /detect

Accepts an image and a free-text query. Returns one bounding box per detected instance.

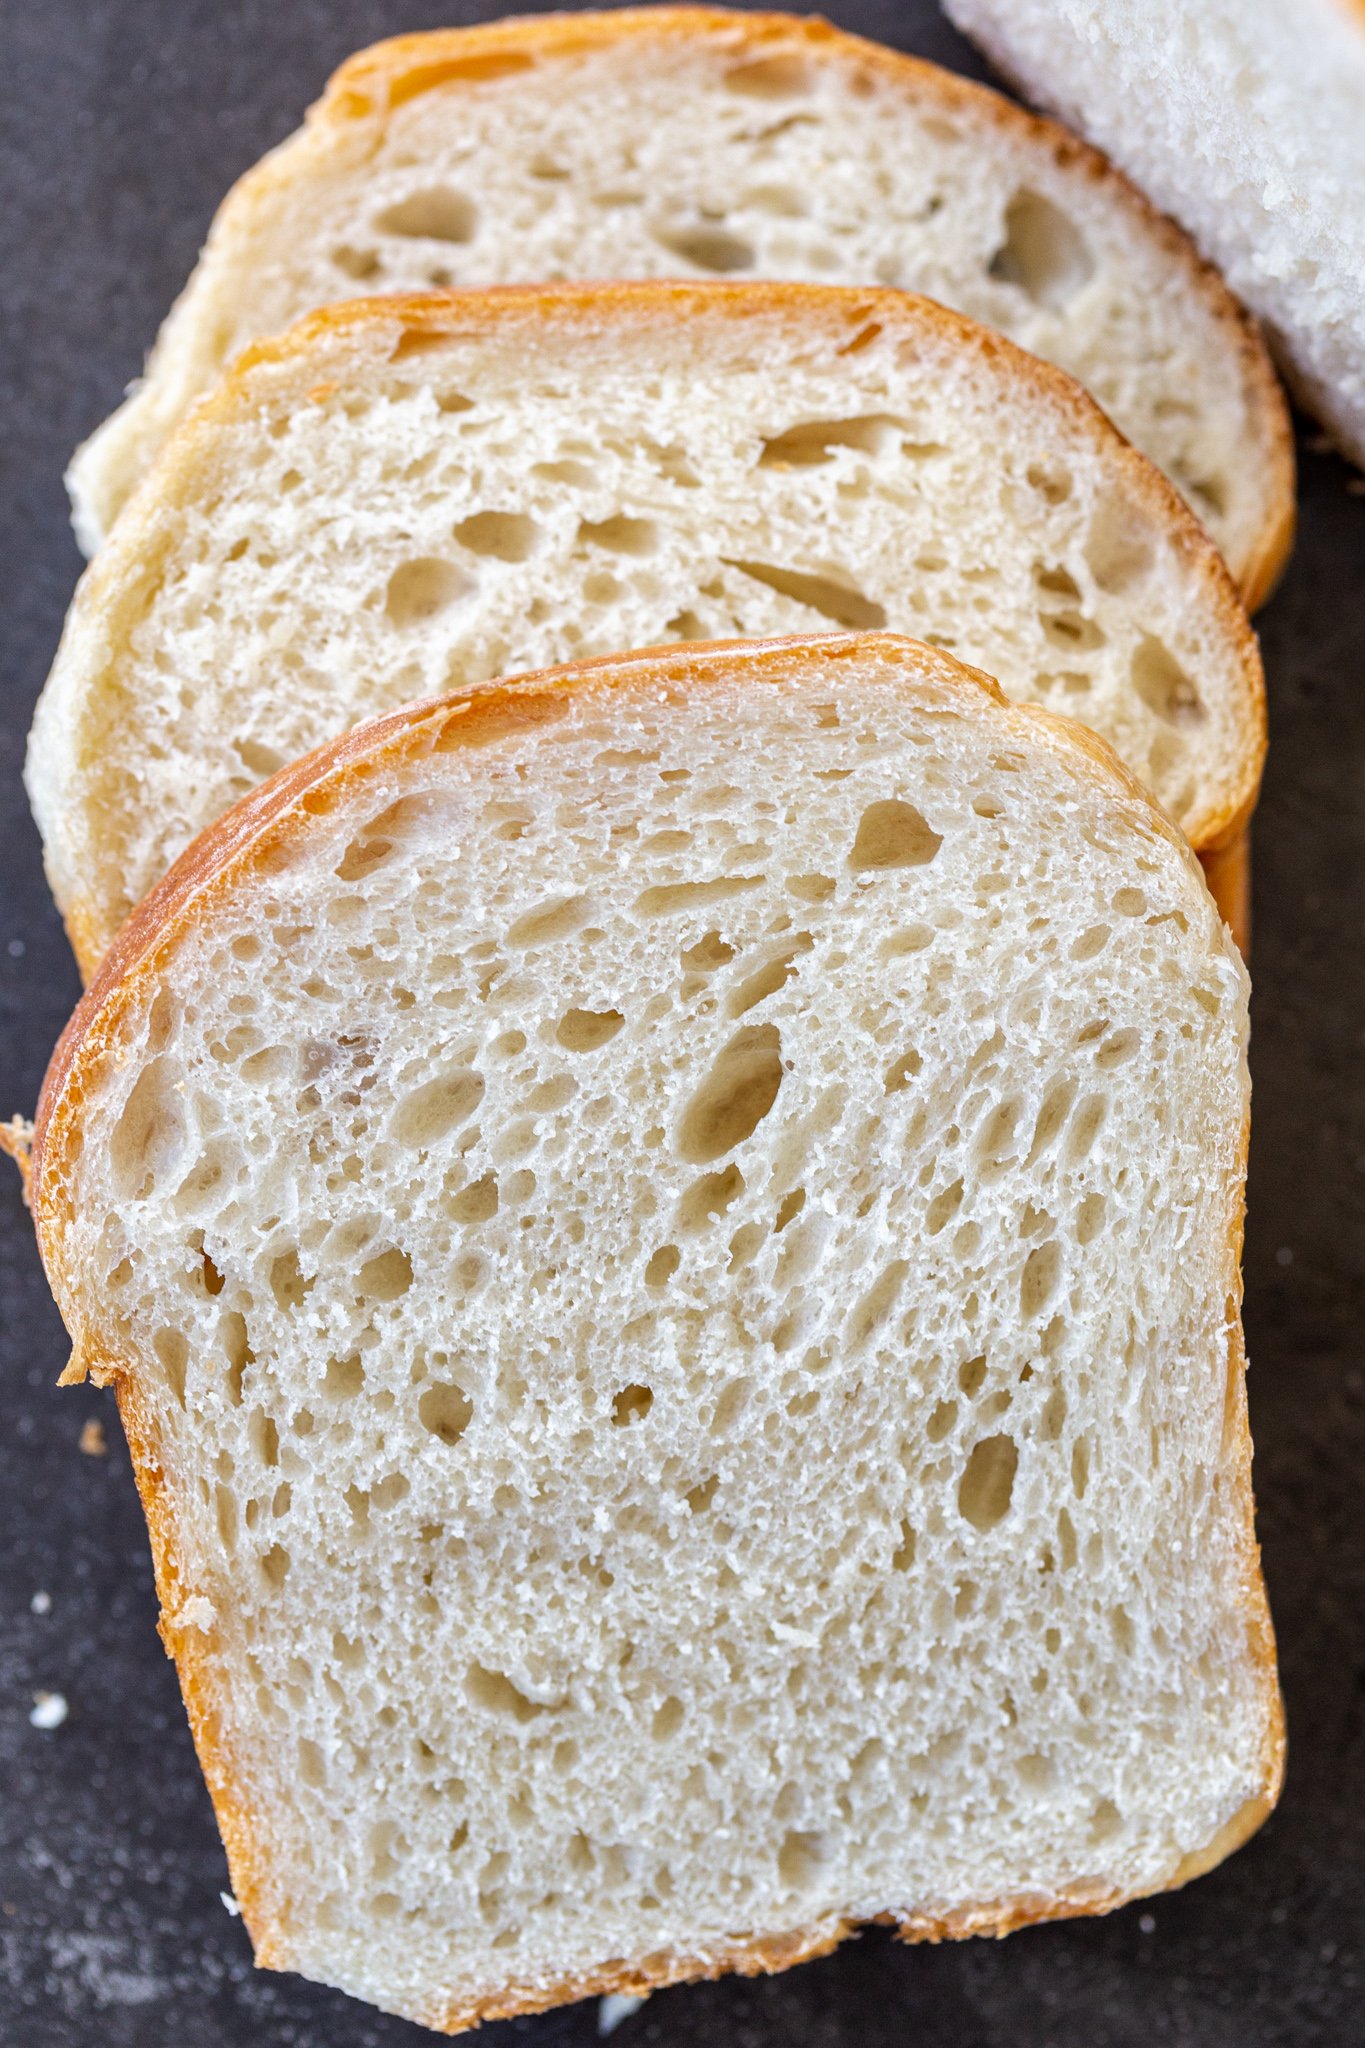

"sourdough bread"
[29,282,1266,978]
[32,633,1280,2033]
[66,6,1292,594]
[945,0,1365,471]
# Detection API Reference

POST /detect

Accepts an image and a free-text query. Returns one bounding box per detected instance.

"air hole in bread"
[1130,636,1205,727]
[678,1025,784,1163]
[680,930,735,972]
[357,1247,413,1302]
[419,1382,474,1446]
[236,737,285,778]
[551,1006,622,1055]
[925,1180,964,1235]
[849,1260,909,1347]
[710,1378,752,1434]
[758,414,904,468]
[323,1353,364,1401]
[1066,1094,1108,1165]
[611,1385,654,1428]
[958,1434,1018,1530]
[725,558,887,631]
[110,1059,185,1199]
[679,1164,745,1232]
[269,1247,311,1312]
[393,1069,485,1149]
[881,923,934,961]
[578,515,659,556]
[958,1356,988,1401]
[1085,498,1156,594]
[723,53,811,97]
[644,1245,680,1288]
[260,1543,290,1589]
[454,510,539,562]
[467,1664,553,1724]
[777,1829,829,1892]
[384,557,474,627]
[651,222,755,272]
[1072,1437,1092,1499]
[375,188,478,245]
[927,1399,959,1443]
[638,877,761,918]
[332,244,382,281]
[849,799,942,871]
[1096,1029,1140,1071]
[727,938,812,1017]
[1020,1241,1062,1318]
[989,189,1094,312]
[507,894,593,948]
[448,1174,499,1226]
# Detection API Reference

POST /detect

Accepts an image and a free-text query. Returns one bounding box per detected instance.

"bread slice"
[66,5,1293,596]
[944,0,1365,472]
[30,281,1266,979]
[31,632,1280,2032]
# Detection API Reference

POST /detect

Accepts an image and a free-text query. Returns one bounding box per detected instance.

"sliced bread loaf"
[944,0,1365,470]
[30,282,1265,978]
[66,5,1293,595]
[32,632,1281,2032]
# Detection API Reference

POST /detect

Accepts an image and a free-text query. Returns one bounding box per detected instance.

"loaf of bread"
[30,282,1265,978]
[66,6,1292,596]
[31,632,1281,2032]
[944,0,1365,470]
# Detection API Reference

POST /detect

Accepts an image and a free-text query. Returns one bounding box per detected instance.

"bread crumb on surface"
[30,1590,51,1615]
[30,1692,68,1730]
[78,1417,107,1456]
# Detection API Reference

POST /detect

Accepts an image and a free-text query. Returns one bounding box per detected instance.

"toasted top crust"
[34,280,1269,981]
[67,6,1293,596]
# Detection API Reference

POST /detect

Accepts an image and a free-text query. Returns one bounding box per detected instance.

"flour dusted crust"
[67,6,1293,597]
[32,634,1281,2033]
[34,281,1268,979]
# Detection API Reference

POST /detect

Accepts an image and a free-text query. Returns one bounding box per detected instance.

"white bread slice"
[944,0,1365,472]
[66,5,1293,597]
[31,632,1281,2033]
[30,282,1266,980]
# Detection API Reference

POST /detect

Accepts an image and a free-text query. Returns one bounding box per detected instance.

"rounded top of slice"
[32,280,1267,980]
[32,627,1225,1239]
[67,5,1292,592]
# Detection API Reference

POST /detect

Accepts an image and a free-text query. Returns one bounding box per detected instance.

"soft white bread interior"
[945,0,1365,470]
[66,5,1292,593]
[32,634,1280,2033]
[30,282,1266,978]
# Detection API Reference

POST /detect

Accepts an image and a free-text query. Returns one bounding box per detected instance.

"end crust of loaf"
[943,0,1364,475]
[34,281,1268,980]
[33,634,1281,2031]
[65,6,1293,596]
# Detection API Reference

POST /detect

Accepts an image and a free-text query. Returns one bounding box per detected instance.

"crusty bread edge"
[39,278,1269,981]
[30,632,1282,2031]
[68,5,1294,596]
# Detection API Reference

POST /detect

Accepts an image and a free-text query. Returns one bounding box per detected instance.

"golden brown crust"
[1200,831,1252,957]
[53,275,1269,980]
[31,631,1280,2033]
[312,6,1293,606]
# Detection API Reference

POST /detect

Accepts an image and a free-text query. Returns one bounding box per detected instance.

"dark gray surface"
[2,2,1363,2042]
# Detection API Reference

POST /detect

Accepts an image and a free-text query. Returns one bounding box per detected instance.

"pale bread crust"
[71,6,1295,601]
[31,632,1283,2033]
[39,280,1269,981]
[1200,832,1252,958]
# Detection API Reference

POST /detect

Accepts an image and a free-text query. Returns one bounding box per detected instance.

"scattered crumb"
[79,1418,108,1457]
[30,1692,68,1730]
[31,1590,51,1615]
[220,1892,241,1917]
[171,1594,217,1632]
[599,1993,646,2034]
[1139,1913,1157,1934]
